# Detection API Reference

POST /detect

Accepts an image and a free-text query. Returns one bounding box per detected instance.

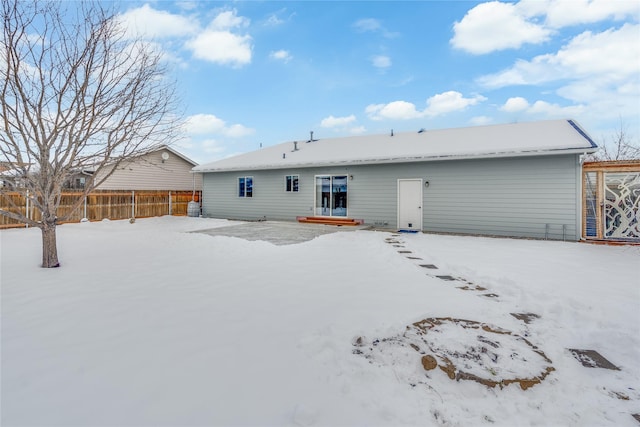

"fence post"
[169,191,172,215]
[25,189,29,228]
[83,195,87,220]
[131,190,135,219]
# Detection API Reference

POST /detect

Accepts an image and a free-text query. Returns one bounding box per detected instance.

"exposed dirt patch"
[421,355,438,371]
[511,312,541,324]
[609,390,629,400]
[355,317,554,391]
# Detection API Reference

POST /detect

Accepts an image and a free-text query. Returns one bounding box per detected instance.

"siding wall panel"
[202,154,580,240]
[94,150,203,191]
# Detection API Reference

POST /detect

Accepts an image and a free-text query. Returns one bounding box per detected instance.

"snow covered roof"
[193,119,598,173]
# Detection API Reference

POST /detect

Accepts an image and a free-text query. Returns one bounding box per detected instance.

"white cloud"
[119,7,256,68]
[349,126,367,134]
[372,55,392,69]
[185,114,226,134]
[320,115,357,128]
[225,124,255,138]
[518,0,640,28]
[554,24,639,82]
[187,31,252,67]
[478,24,639,89]
[196,141,249,162]
[265,14,284,26]
[501,97,530,112]
[352,18,398,38]
[210,10,250,31]
[185,114,254,138]
[186,10,252,67]
[527,100,586,117]
[470,116,493,126]
[366,91,487,121]
[266,14,284,27]
[320,115,365,135]
[477,56,558,87]
[118,4,197,39]
[269,50,293,63]
[425,91,487,115]
[452,0,639,55]
[264,8,295,27]
[353,18,383,33]
[366,101,422,121]
[201,139,226,154]
[499,97,586,119]
[451,1,551,54]
[176,2,198,11]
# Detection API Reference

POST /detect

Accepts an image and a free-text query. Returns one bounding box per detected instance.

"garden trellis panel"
[582,160,640,241]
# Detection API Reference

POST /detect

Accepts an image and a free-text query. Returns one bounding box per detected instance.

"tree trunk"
[41,222,60,268]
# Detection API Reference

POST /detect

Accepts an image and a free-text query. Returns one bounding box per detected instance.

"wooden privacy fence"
[0,190,201,229]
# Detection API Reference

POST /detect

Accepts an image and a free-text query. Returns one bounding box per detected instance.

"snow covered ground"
[1,216,639,426]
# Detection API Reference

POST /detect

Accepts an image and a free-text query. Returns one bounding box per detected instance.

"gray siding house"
[193,119,598,240]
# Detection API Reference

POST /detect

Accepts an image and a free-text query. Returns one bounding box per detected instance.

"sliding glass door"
[315,175,348,217]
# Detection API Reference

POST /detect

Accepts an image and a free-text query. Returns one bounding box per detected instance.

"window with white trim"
[285,175,299,192]
[238,176,253,197]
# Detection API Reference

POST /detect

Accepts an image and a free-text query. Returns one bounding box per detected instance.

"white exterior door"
[398,179,423,231]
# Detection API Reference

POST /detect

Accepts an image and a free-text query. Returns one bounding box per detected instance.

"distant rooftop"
[193,119,598,173]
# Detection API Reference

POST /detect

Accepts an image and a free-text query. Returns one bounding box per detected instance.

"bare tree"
[586,120,640,161]
[0,0,181,267]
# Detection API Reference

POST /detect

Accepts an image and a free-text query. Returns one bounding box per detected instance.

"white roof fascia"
[194,147,597,173]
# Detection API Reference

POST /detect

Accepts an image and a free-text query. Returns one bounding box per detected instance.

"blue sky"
[117,1,640,164]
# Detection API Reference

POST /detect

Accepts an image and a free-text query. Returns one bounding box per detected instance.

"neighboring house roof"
[193,119,598,173]
[84,145,198,173]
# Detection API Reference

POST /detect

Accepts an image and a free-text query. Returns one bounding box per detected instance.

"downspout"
[576,154,584,241]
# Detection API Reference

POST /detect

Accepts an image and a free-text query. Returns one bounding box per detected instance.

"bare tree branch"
[0,0,182,267]
[586,118,640,161]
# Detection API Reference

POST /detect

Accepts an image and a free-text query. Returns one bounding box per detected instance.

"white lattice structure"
[583,161,640,242]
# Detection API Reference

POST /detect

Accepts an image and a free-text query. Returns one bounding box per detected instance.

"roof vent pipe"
[283,153,286,159]
[391,129,394,137]
[293,141,298,151]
